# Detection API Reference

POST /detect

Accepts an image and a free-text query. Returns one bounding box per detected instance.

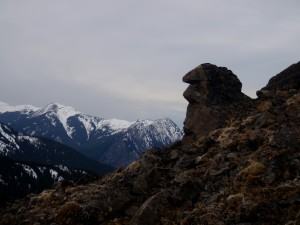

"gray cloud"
[0,0,299,126]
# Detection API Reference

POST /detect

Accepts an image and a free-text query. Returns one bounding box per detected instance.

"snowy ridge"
[77,114,133,138]
[32,103,80,138]
[0,101,136,139]
[96,118,134,134]
[0,101,39,114]
[19,164,38,179]
[32,103,79,119]
[77,115,96,139]
[0,101,181,142]
[126,118,183,151]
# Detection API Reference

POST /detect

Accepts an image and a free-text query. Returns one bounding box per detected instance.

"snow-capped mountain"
[0,122,113,175]
[89,119,183,166]
[0,102,183,167]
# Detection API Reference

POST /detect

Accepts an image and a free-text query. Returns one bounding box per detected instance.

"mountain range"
[0,102,183,167]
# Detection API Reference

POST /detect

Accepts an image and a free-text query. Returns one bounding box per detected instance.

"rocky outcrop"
[0,62,300,225]
[183,63,253,140]
[258,61,300,97]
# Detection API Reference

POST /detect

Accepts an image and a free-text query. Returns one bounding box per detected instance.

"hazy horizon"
[1,0,299,126]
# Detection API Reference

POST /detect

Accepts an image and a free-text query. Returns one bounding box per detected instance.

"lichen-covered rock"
[1,62,300,225]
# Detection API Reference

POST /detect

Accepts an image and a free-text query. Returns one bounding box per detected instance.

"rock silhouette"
[183,63,253,140]
[0,62,300,225]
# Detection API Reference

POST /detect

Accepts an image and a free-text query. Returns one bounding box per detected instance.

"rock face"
[183,63,253,139]
[1,62,300,225]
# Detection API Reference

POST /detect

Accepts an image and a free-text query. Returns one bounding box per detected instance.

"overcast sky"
[0,0,299,126]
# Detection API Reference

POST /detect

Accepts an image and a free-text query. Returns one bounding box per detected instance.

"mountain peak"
[33,103,79,116]
[31,103,80,138]
[0,101,39,114]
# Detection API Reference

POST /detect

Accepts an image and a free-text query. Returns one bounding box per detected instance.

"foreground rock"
[0,62,300,225]
[183,63,253,140]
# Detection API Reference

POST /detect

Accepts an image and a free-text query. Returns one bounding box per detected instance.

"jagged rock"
[1,62,300,225]
[183,63,253,140]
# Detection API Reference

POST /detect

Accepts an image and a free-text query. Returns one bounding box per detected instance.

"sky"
[0,0,299,126]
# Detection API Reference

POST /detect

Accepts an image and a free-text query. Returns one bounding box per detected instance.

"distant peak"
[46,102,65,108]
[134,119,154,126]
[45,102,73,110]
[0,101,39,113]
[32,103,80,138]
[34,103,79,116]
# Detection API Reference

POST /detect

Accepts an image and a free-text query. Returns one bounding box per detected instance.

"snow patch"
[0,124,20,150]
[49,169,64,182]
[18,136,40,147]
[56,165,70,173]
[22,164,38,179]
[97,119,133,131]
[77,115,95,139]
[49,169,58,180]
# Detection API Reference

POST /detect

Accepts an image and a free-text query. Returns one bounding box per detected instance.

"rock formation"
[183,63,253,140]
[0,62,300,225]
